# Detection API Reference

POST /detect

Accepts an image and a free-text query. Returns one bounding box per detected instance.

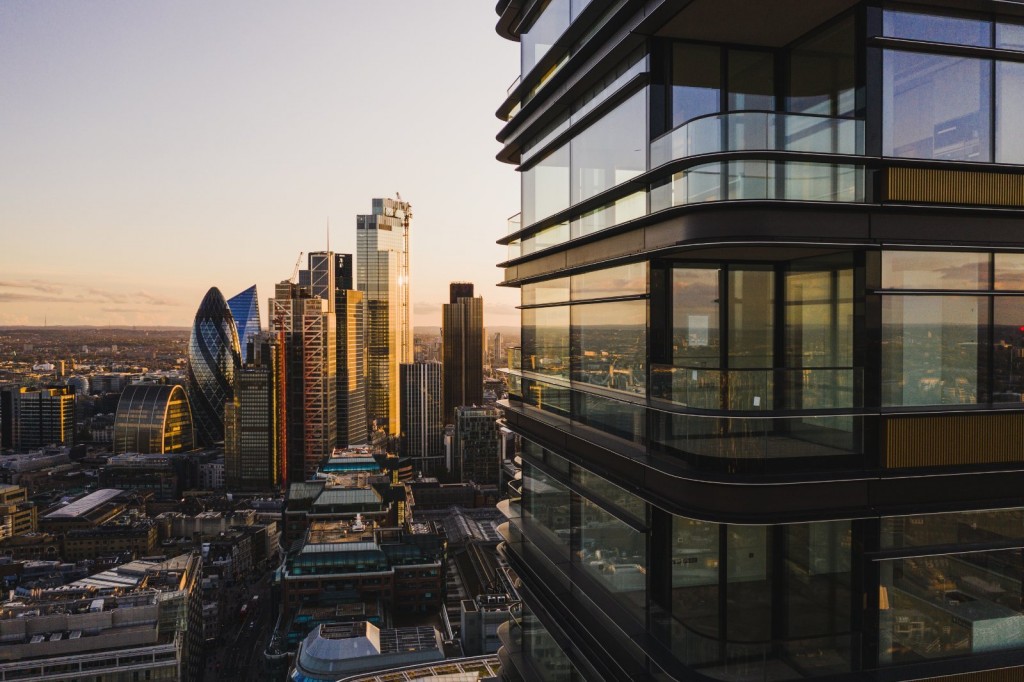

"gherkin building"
[187,287,241,445]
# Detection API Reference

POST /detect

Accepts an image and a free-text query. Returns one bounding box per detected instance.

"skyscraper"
[227,285,261,363]
[493,1,1024,680]
[453,405,500,485]
[225,333,282,491]
[442,282,484,424]
[304,252,368,447]
[357,197,412,436]
[270,279,336,482]
[399,362,443,474]
[187,287,241,446]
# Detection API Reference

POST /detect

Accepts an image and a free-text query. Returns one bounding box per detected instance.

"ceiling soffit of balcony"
[655,0,858,47]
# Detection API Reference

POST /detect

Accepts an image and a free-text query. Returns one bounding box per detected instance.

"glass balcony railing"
[505,372,865,468]
[507,212,522,235]
[650,365,862,411]
[650,111,865,168]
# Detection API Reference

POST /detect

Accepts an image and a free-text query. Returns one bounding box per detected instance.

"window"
[883,10,990,47]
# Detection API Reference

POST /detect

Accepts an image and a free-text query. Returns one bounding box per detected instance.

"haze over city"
[0,1,520,328]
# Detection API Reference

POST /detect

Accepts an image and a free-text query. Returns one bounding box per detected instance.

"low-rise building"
[289,622,444,682]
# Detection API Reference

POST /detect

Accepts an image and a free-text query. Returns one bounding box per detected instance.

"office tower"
[187,287,241,445]
[453,406,500,485]
[493,2,1024,680]
[228,285,261,363]
[305,251,368,447]
[492,332,504,369]
[0,387,75,451]
[225,333,282,491]
[113,384,194,454]
[443,282,485,423]
[399,362,444,474]
[357,197,413,435]
[270,280,336,482]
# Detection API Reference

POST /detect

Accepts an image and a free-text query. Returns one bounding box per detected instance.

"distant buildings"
[227,284,261,363]
[442,282,484,424]
[113,383,195,454]
[270,279,336,483]
[0,386,75,451]
[454,406,501,485]
[357,197,412,436]
[225,334,283,491]
[399,362,444,474]
[186,287,241,446]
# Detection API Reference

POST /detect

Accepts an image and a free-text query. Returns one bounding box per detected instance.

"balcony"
[650,111,865,168]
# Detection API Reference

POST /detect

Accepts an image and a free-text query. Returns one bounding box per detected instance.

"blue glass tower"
[188,287,241,446]
[228,285,261,363]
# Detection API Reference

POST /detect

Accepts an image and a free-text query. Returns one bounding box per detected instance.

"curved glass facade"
[187,287,241,446]
[228,284,261,363]
[113,383,194,454]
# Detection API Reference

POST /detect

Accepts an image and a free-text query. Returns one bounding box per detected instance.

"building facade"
[357,197,413,435]
[187,287,241,446]
[400,362,444,474]
[270,280,337,483]
[494,2,1024,681]
[224,344,281,491]
[454,406,501,485]
[227,284,261,363]
[0,387,75,451]
[113,383,195,454]
[443,282,485,424]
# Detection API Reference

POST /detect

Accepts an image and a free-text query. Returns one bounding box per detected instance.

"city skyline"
[0,1,520,328]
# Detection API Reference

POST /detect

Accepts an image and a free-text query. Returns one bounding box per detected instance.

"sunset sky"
[0,1,520,329]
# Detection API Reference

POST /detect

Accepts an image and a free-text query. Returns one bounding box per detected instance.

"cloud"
[82,287,179,307]
[0,279,65,294]
[0,292,80,303]
[414,301,441,314]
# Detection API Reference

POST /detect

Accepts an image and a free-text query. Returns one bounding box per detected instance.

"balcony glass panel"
[571,262,647,300]
[651,112,864,168]
[879,549,1024,665]
[522,306,570,380]
[884,51,991,162]
[570,191,645,240]
[882,251,989,290]
[784,162,863,202]
[881,508,1024,550]
[571,300,647,394]
[881,295,988,407]
[883,10,991,47]
[522,222,569,256]
[572,389,645,443]
[523,277,570,306]
[651,366,861,412]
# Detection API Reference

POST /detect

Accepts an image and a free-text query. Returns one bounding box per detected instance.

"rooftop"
[43,489,124,519]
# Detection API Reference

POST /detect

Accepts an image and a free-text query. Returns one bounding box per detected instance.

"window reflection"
[882,508,1024,549]
[576,495,647,617]
[523,277,570,306]
[522,462,572,558]
[884,51,991,162]
[788,16,856,117]
[522,145,570,226]
[571,263,647,301]
[570,90,646,205]
[572,300,647,394]
[883,10,991,47]
[993,297,1024,402]
[997,61,1024,164]
[672,268,721,369]
[882,251,989,290]
[671,44,721,129]
[995,254,1024,291]
[522,306,570,379]
[881,295,987,406]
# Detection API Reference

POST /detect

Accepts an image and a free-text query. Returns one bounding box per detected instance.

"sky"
[0,1,521,330]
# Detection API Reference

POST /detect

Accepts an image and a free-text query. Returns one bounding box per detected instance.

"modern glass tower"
[400,361,444,474]
[187,287,241,446]
[357,197,413,436]
[494,2,1024,681]
[225,335,281,491]
[443,282,485,424]
[228,285,261,363]
[113,383,194,454]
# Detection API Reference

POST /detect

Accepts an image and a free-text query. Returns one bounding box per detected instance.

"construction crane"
[291,251,304,283]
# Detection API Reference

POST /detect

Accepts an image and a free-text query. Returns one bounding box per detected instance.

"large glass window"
[993,297,1024,401]
[522,462,572,558]
[883,10,991,47]
[997,61,1024,164]
[728,268,774,370]
[571,263,647,301]
[728,49,774,112]
[570,90,646,204]
[884,51,991,162]
[788,16,856,117]
[672,268,721,368]
[572,300,647,393]
[882,508,1024,549]
[882,251,989,290]
[522,306,570,379]
[881,295,987,406]
[522,144,570,226]
[576,494,647,616]
[523,277,570,306]
[671,44,721,129]
[521,0,571,77]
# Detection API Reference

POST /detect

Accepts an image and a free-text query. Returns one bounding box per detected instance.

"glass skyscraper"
[357,197,413,436]
[187,286,241,446]
[443,282,485,424]
[400,361,444,474]
[494,1,1024,680]
[228,285,261,363]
